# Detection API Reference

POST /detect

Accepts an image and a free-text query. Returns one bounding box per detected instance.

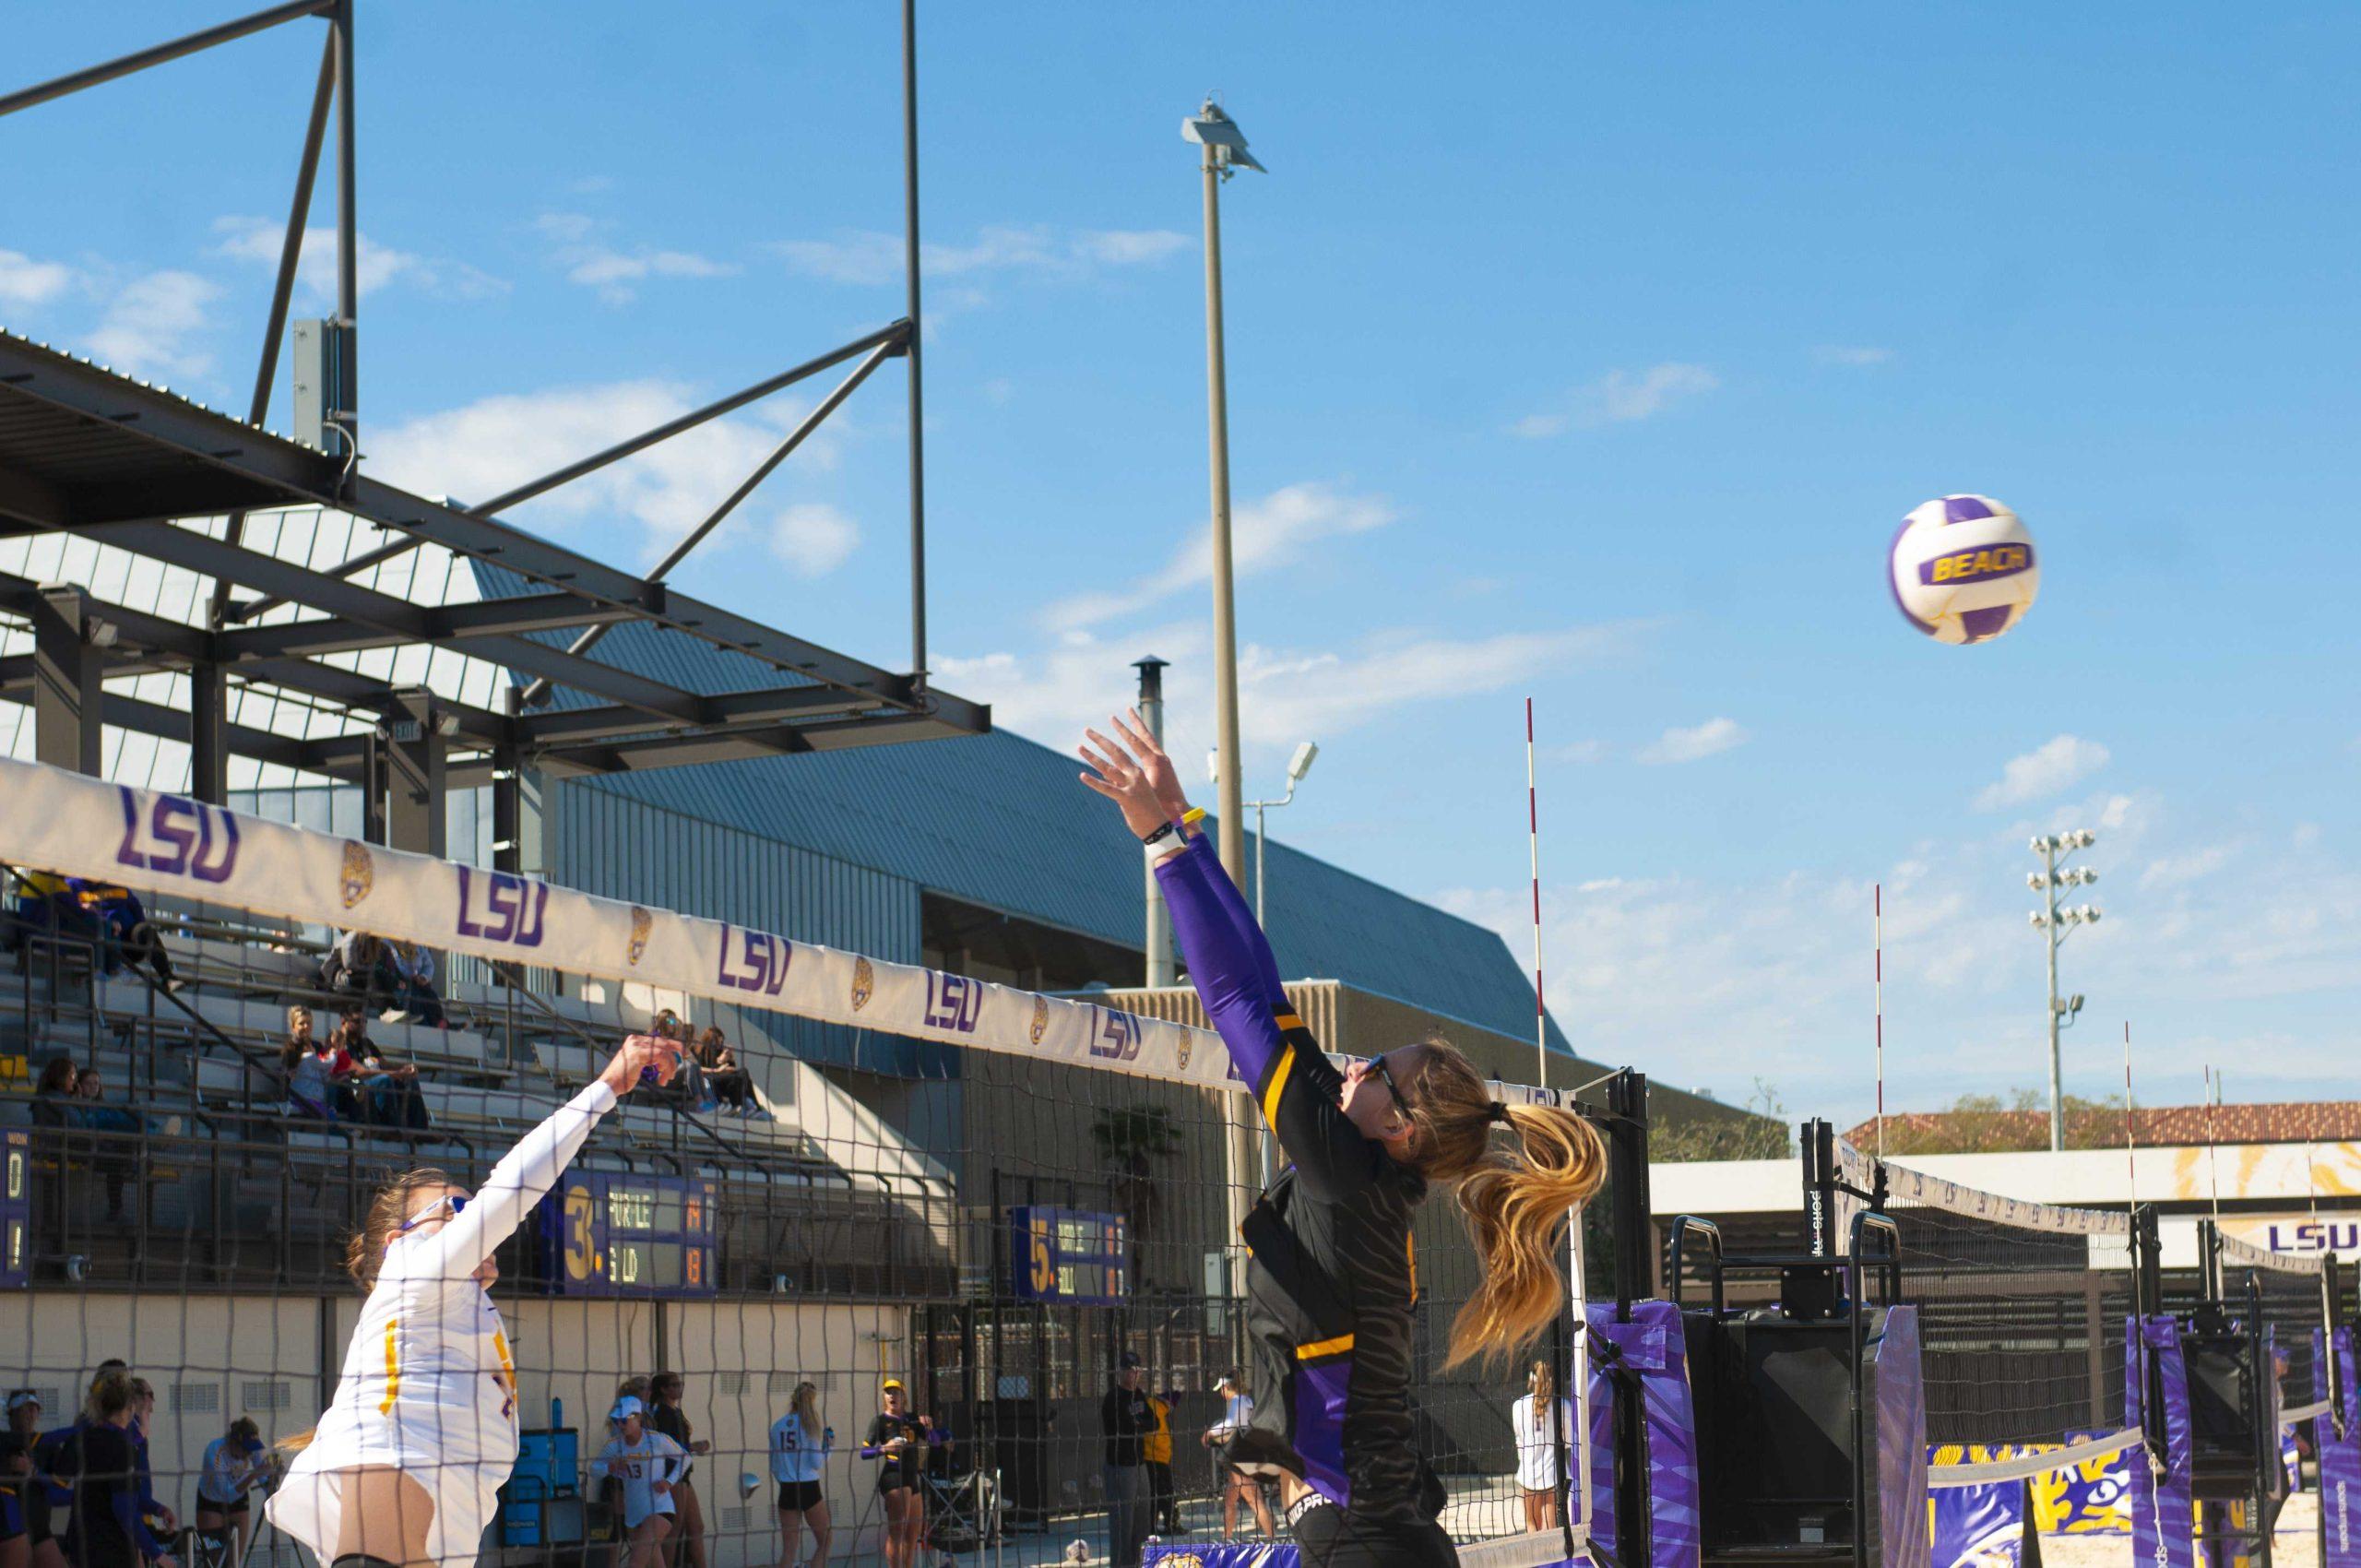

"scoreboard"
[540,1172,718,1297]
[1009,1206,1127,1304]
[2,1131,28,1289]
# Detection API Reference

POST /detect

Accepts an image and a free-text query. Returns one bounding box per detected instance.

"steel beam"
[537,706,981,776]
[189,663,230,803]
[0,0,331,119]
[385,687,444,859]
[30,586,101,775]
[520,683,881,747]
[466,321,909,517]
[212,29,339,629]
[219,592,635,659]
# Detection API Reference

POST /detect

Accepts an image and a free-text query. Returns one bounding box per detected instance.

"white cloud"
[1041,482,1394,634]
[209,216,504,303]
[1637,717,1748,765]
[1814,345,1894,367]
[86,270,220,381]
[369,379,848,564]
[533,212,736,303]
[1436,802,2361,1123]
[1559,739,1608,765]
[1511,362,1719,436]
[1071,230,1192,267]
[0,249,73,308]
[939,621,1627,765]
[771,224,1191,288]
[769,503,860,577]
[1975,734,2110,810]
[2140,844,2230,890]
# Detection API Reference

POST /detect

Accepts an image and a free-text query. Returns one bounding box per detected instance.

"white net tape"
[1840,1141,2130,1236]
[1928,1426,2148,1488]
[2219,1230,2326,1275]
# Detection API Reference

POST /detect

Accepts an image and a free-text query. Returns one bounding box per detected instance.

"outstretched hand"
[599,1033,684,1099]
[1079,709,1191,841]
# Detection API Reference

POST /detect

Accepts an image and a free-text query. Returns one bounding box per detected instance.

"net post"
[2133,1204,2163,1320]
[1802,1117,1836,1258]
[2199,1218,2224,1306]
[1607,1070,1652,1318]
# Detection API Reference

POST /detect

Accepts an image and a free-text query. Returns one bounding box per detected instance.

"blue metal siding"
[552,782,942,1075]
[469,561,1572,1058]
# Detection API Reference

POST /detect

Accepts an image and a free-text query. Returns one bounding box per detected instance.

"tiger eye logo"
[338,841,374,909]
[1177,1029,1192,1072]
[1028,995,1049,1046]
[850,956,874,1012]
[627,906,652,967]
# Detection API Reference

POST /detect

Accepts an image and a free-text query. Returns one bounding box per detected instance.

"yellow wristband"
[1180,807,1207,827]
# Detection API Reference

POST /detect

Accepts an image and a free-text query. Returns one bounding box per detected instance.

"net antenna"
[1873,883,1883,1160]
[1524,696,1547,1089]
[2122,1021,2137,1232]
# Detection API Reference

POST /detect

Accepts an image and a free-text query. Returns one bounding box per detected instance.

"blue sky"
[6,2,2358,1125]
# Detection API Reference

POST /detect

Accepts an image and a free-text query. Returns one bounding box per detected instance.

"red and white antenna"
[1874,884,1884,1159]
[1526,697,1548,1091]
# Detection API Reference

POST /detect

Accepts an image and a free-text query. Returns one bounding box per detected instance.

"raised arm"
[1081,716,1374,1197]
[388,1034,679,1281]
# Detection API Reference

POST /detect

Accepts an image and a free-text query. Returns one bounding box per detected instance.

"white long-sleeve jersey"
[598,1431,686,1528]
[269,1080,618,1568]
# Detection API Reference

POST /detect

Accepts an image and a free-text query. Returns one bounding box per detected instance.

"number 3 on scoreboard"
[564,1183,596,1282]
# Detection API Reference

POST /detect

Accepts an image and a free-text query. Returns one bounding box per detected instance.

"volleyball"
[1887,494,2039,645]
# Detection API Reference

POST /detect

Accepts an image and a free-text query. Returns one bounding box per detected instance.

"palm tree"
[1090,1104,1183,1289]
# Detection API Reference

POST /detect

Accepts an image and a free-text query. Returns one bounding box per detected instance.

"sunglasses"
[1361,1055,1406,1120]
[397,1194,469,1233]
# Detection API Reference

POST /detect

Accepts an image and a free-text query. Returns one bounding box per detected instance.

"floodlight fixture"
[1182,100,1267,176]
[1287,740,1320,783]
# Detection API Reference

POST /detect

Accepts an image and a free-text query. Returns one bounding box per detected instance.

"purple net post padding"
[2130,1313,2197,1568]
[1145,1544,1296,1568]
[1875,1304,1931,1568]
[1584,1300,1703,1568]
[1930,1472,2027,1568]
[2319,1324,2360,1568]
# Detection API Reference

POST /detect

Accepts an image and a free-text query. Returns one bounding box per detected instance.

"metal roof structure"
[0,0,981,858]
[472,562,1577,1058]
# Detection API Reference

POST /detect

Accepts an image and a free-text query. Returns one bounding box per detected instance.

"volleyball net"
[0,757,1600,1568]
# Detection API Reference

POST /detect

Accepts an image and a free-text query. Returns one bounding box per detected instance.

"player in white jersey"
[268,1033,681,1568]
[1201,1370,1273,1542]
[597,1397,685,1568]
[1509,1361,1575,1533]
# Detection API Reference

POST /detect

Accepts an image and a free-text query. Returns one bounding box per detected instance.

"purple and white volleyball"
[1888,494,2039,646]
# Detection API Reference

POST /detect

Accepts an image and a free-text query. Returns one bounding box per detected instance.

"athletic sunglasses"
[397,1194,469,1233]
[1361,1055,1406,1119]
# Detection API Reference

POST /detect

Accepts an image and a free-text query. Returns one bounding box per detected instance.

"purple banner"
[2130,1314,2196,1568]
[1931,1476,2024,1568]
[2320,1325,2359,1568]
[1584,1300,1703,1568]
[1874,1306,1931,1568]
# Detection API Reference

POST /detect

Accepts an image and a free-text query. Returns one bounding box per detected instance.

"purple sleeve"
[1154,835,1290,1087]
[1156,835,1373,1196]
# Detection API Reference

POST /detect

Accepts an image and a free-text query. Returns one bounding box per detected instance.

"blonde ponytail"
[1394,1038,1608,1371]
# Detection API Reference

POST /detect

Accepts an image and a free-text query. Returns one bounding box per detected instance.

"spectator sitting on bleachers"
[283,1020,359,1123]
[32,1055,79,1122]
[74,1068,140,1223]
[6,868,103,966]
[383,943,445,1029]
[693,1027,757,1117]
[64,878,180,992]
[346,1024,433,1134]
[316,930,402,1013]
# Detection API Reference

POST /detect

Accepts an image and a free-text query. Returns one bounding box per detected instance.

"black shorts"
[875,1466,910,1496]
[777,1480,823,1513]
[200,1496,251,1519]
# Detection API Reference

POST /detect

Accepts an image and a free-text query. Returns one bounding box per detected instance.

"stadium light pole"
[1249,741,1319,932]
[1183,99,1264,886]
[2027,829,2102,1152]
